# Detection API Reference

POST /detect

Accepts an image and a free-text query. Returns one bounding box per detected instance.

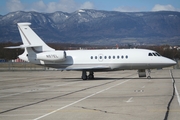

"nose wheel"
[147,69,151,79]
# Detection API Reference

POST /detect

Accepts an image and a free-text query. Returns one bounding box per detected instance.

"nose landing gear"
[138,69,151,79]
[147,69,151,79]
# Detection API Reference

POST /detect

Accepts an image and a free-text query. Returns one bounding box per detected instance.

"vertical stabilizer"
[17,23,55,52]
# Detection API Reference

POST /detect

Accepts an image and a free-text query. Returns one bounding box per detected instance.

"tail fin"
[17,23,54,52]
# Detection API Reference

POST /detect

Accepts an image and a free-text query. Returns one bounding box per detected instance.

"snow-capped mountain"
[0,9,180,45]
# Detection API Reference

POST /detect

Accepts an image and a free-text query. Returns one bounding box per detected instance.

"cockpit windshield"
[148,52,161,57]
[148,53,153,56]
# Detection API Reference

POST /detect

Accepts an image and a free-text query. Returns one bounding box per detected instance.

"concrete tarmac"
[0,69,180,120]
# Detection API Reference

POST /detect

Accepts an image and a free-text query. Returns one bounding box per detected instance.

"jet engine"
[36,51,66,61]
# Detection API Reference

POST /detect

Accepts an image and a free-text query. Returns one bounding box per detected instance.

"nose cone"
[171,60,177,66]
[165,58,177,66]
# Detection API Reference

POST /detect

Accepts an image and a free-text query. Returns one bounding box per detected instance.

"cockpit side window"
[156,52,161,56]
[153,53,157,56]
[148,53,153,56]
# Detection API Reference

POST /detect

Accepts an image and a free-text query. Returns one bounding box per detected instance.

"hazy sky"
[0,0,180,15]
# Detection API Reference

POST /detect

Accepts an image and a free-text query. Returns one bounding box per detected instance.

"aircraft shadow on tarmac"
[61,77,180,81]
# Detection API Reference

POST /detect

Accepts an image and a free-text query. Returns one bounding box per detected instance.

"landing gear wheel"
[147,69,151,79]
[88,71,94,79]
[147,76,151,79]
[82,70,87,80]
[82,75,87,80]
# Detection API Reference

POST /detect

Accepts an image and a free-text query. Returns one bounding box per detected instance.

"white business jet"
[6,23,176,80]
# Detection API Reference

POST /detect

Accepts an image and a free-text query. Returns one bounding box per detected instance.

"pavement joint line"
[174,83,180,106]
[170,70,180,106]
[0,81,81,99]
[164,70,176,120]
[141,86,145,88]
[33,79,131,120]
[126,97,133,103]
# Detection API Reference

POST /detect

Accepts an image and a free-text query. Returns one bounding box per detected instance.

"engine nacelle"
[36,51,66,61]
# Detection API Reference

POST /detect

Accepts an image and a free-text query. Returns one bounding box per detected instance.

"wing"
[58,65,111,71]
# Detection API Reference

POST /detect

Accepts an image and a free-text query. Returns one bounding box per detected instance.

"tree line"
[0,42,179,61]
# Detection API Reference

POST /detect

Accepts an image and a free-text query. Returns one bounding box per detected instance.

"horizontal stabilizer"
[5,45,42,49]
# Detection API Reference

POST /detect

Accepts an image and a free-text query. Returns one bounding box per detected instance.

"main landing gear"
[81,70,94,80]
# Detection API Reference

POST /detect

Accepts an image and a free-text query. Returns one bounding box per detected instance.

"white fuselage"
[19,48,176,71]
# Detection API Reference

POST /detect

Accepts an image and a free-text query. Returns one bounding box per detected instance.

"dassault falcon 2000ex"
[6,23,176,80]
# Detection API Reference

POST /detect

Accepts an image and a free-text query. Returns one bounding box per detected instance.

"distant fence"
[0,62,57,71]
[0,60,179,71]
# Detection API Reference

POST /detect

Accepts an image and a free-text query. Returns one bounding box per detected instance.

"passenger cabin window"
[90,55,130,60]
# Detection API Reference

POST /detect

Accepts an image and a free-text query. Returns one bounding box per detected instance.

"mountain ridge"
[0,9,180,45]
